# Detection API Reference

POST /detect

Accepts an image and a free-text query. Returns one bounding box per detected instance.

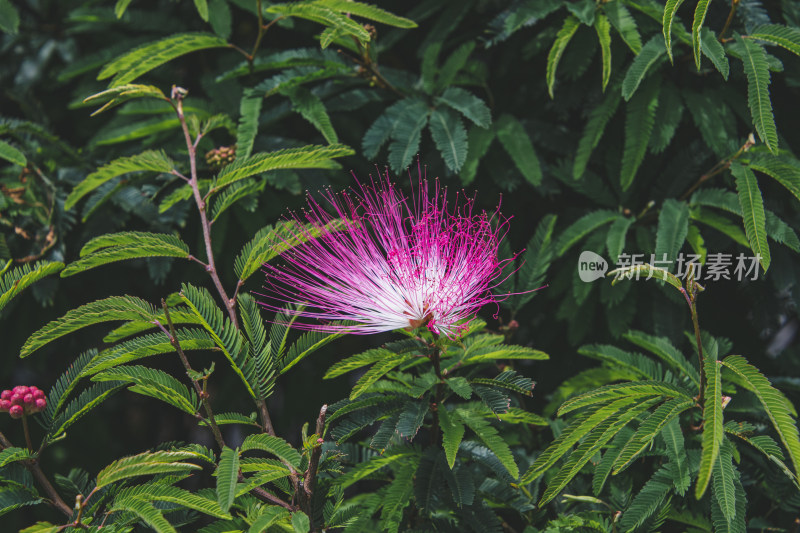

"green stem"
[161,299,226,451]
[429,334,444,446]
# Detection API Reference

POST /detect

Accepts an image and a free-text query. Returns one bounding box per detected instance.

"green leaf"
[556,210,618,255]
[606,216,634,262]
[459,126,494,186]
[379,460,416,533]
[446,377,473,399]
[234,220,343,282]
[696,359,723,498]
[350,353,415,399]
[559,381,692,415]
[362,99,420,160]
[116,484,231,519]
[216,447,240,513]
[85,328,212,374]
[239,293,273,400]
[712,441,736,526]
[595,14,612,91]
[97,450,204,488]
[605,1,642,54]
[593,428,634,495]
[208,0,232,39]
[457,408,519,478]
[0,0,21,34]
[210,178,265,222]
[525,397,637,483]
[539,399,660,505]
[689,207,749,246]
[324,348,395,379]
[747,155,800,203]
[429,108,468,172]
[193,0,209,21]
[387,100,429,172]
[623,330,700,387]
[650,83,685,153]
[436,41,476,93]
[654,198,689,266]
[622,36,666,101]
[612,397,694,473]
[236,90,262,160]
[21,296,156,357]
[280,327,346,374]
[314,0,417,28]
[93,116,181,146]
[115,0,133,18]
[241,434,301,468]
[682,90,736,157]
[292,512,310,533]
[0,261,64,314]
[749,24,800,57]
[395,401,429,440]
[618,467,673,531]
[737,35,778,153]
[83,84,169,116]
[111,497,175,533]
[662,416,690,494]
[334,452,414,489]
[266,3,371,44]
[48,382,123,439]
[0,447,35,468]
[732,162,770,272]
[621,80,660,190]
[691,0,712,69]
[66,150,174,210]
[573,89,621,179]
[495,114,542,186]
[662,0,687,61]
[440,408,465,469]
[61,232,189,277]
[711,463,746,533]
[495,407,548,426]
[180,283,253,398]
[547,15,581,98]
[721,355,800,483]
[284,87,338,144]
[701,27,729,80]
[215,144,352,189]
[436,87,491,128]
[98,33,230,87]
[0,139,25,167]
[92,365,197,414]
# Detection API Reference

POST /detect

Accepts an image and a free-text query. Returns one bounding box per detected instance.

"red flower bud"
[34,398,46,411]
[9,405,23,419]
[0,400,10,412]
[32,389,45,400]
[23,394,34,405]
[0,390,11,401]
[12,386,29,396]
[10,394,22,405]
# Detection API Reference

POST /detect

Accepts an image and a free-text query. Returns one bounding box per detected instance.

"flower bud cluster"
[0,386,47,419]
[205,145,236,169]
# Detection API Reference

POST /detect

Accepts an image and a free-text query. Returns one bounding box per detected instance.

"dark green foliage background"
[2,0,800,530]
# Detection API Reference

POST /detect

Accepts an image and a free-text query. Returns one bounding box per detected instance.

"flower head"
[0,385,46,418]
[259,171,513,338]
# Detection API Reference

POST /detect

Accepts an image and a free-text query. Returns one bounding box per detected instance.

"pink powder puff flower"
[258,171,515,338]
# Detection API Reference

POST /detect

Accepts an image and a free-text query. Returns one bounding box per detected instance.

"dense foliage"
[2,0,800,531]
